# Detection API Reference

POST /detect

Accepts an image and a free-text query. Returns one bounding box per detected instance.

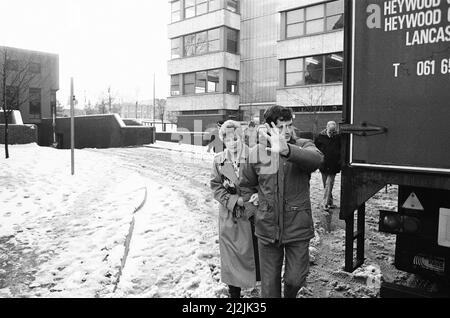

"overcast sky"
[0,0,170,107]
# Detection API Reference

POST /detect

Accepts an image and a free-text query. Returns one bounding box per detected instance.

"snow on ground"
[0,141,407,298]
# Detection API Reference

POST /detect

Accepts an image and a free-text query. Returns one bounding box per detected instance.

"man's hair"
[217,120,225,127]
[219,120,243,141]
[263,105,293,126]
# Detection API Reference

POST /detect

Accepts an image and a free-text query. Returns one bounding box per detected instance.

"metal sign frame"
[348,0,450,174]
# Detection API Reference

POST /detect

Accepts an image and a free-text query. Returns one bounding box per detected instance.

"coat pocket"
[284,206,313,232]
[255,202,276,240]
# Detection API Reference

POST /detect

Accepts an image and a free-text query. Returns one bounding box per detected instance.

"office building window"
[285,0,344,38]
[29,88,41,119]
[182,28,220,57]
[6,86,19,110]
[196,31,208,55]
[184,0,219,19]
[195,71,207,93]
[29,62,41,74]
[227,0,238,13]
[184,73,195,94]
[286,9,304,38]
[182,69,222,95]
[285,58,304,86]
[326,0,344,31]
[184,34,196,56]
[207,69,220,92]
[226,28,238,54]
[171,38,181,59]
[284,53,343,87]
[208,28,220,52]
[209,0,220,11]
[225,69,238,93]
[171,1,181,22]
[325,53,343,83]
[185,0,196,18]
[171,75,180,96]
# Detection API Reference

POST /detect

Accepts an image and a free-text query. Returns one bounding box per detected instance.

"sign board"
[350,0,450,173]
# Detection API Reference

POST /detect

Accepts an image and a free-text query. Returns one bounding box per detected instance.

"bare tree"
[0,47,41,158]
[280,86,326,135]
[155,98,167,122]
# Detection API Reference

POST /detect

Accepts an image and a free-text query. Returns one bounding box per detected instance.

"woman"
[210,120,260,298]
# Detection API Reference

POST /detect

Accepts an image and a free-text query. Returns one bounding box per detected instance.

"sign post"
[70,77,75,175]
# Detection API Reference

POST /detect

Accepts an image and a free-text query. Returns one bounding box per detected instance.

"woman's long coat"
[210,147,259,288]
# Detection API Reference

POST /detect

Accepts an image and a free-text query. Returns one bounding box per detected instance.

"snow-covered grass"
[0,144,150,297]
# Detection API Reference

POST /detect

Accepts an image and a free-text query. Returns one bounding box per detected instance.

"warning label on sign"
[402,192,424,210]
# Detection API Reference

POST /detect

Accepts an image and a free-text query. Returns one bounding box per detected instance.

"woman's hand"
[237,197,244,207]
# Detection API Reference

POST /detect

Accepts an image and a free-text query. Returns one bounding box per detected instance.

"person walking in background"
[240,106,323,298]
[210,120,260,298]
[207,120,225,153]
[244,121,258,148]
[314,121,342,211]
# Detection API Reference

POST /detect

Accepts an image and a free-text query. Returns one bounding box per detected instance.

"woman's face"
[223,131,241,153]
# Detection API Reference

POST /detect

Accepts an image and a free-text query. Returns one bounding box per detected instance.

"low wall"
[156,132,211,146]
[38,114,155,149]
[0,124,37,144]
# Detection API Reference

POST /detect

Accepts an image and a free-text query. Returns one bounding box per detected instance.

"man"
[240,106,323,298]
[244,121,257,148]
[314,121,342,211]
[207,120,225,153]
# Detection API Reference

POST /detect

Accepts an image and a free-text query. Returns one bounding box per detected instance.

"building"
[167,0,344,133]
[0,46,59,125]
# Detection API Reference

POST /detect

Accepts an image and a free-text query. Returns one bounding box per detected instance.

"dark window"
[207,69,220,92]
[29,88,41,119]
[227,0,238,13]
[171,38,181,59]
[285,58,304,86]
[6,86,19,110]
[29,62,41,74]
[5,59,19,72]
[305,56,323,84]
[171,75,180,96]
[171,1,181,22]
[226,28,238,54]
[325,53,343,83]
[183,73,195,94]
[225,69,238,93]
[284,52,343,86]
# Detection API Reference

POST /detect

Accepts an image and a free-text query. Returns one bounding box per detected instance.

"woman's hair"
[219,120,243,141]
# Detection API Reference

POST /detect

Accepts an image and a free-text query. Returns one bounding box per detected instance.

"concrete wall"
[37,114,155,149]
[168,52,240,74]
[156,132,211,146]
[168,9,240,39]
[277,84,343,107]
[0,124,37,144]
[277,30,344,60]
[167,93,239,112]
